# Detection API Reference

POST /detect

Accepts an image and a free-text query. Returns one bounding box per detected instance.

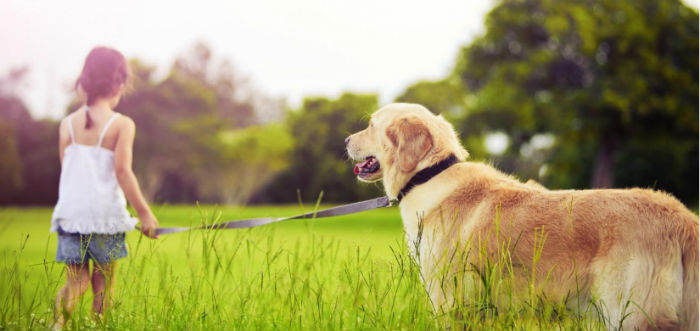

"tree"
[208,124,293,204]
[254,93,384,203]
[14,119,60,204]
[395,79,467,117]
[452,0,698,204]
[0,89,29,204]
[115,47,291,204]
[0,68,60,205]
[173,41,258,127]
[0,121,22,203]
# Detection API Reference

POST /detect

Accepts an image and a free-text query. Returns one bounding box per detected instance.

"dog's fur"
[347,103,699,331]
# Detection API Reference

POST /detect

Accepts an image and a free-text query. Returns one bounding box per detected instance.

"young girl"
[51,46,159,329]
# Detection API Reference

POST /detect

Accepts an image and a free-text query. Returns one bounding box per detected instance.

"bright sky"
[0,0,495,120]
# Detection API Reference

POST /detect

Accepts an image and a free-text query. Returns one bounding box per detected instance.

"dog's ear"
[386,116,433,173]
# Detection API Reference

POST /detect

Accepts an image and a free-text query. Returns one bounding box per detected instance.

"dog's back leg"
[679,219,699,331]
[591,245,684,331]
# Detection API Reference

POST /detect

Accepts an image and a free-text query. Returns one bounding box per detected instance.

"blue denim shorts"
[56,228,128,264]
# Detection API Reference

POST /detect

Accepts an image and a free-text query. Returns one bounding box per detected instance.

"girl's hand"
[139,212,159,239]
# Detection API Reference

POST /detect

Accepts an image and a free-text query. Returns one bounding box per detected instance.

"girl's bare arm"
[58,118,71,164]
[113,117,159,238]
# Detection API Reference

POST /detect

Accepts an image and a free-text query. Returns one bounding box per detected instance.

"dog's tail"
[680,212,699,331]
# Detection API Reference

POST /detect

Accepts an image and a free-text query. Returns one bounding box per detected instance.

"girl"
[51,46,159,329]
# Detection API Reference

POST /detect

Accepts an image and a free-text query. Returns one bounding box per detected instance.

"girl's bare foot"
[50,316,65,331]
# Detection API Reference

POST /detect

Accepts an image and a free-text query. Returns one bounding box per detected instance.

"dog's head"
[346,103,468,199]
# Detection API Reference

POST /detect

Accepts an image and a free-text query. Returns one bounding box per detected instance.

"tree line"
[1,0,697,206]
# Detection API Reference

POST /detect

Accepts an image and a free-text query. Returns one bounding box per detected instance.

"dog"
[346,103,698,331]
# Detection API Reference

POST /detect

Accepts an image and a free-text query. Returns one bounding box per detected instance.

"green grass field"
[1,205,605,330]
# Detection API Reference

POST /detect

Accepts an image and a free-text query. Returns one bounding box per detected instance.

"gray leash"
[142,196,393,235]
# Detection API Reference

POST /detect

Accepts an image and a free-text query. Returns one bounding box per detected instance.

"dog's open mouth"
[353,156,380,179]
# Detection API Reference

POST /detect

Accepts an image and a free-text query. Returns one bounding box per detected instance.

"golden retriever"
[346,103,698,331]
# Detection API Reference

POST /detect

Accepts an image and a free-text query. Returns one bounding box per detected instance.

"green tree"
[255,93,383,203]
[173,41,257,127]
[452,0,698,204]
[395,79,467,117]
[210,124,293,204]
[115,48,290,204]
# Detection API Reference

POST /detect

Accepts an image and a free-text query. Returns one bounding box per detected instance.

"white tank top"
[50,112,138,234]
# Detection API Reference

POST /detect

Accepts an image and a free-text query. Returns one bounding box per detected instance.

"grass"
[0,204,607,330]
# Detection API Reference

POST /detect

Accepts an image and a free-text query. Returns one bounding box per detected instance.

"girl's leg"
[54,263,90,329]
[91,261,118,316]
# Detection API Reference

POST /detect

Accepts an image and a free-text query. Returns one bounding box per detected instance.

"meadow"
[0,204,606,331]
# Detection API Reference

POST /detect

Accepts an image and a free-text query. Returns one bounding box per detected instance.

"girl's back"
[67,109,121,150]
[52,108,137,234]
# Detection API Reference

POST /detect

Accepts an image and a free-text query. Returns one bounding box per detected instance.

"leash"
[139,155,458,235]
[141,196,394,235]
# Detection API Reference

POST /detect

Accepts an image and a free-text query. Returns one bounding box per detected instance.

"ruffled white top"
[51,112,138,234]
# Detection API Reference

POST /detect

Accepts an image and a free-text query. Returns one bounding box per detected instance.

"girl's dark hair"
[75,47,131,129]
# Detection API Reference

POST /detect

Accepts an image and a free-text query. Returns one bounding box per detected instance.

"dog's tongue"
[353,159,371,175]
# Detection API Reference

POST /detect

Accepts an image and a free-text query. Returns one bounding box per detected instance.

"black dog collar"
[396,154,459,202]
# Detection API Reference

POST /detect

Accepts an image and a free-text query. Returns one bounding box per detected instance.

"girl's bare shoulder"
[58,113,75,134]
[60,109,85,127]
[114,113,136,133]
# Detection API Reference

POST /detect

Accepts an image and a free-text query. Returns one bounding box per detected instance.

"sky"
[0,0,495,120]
